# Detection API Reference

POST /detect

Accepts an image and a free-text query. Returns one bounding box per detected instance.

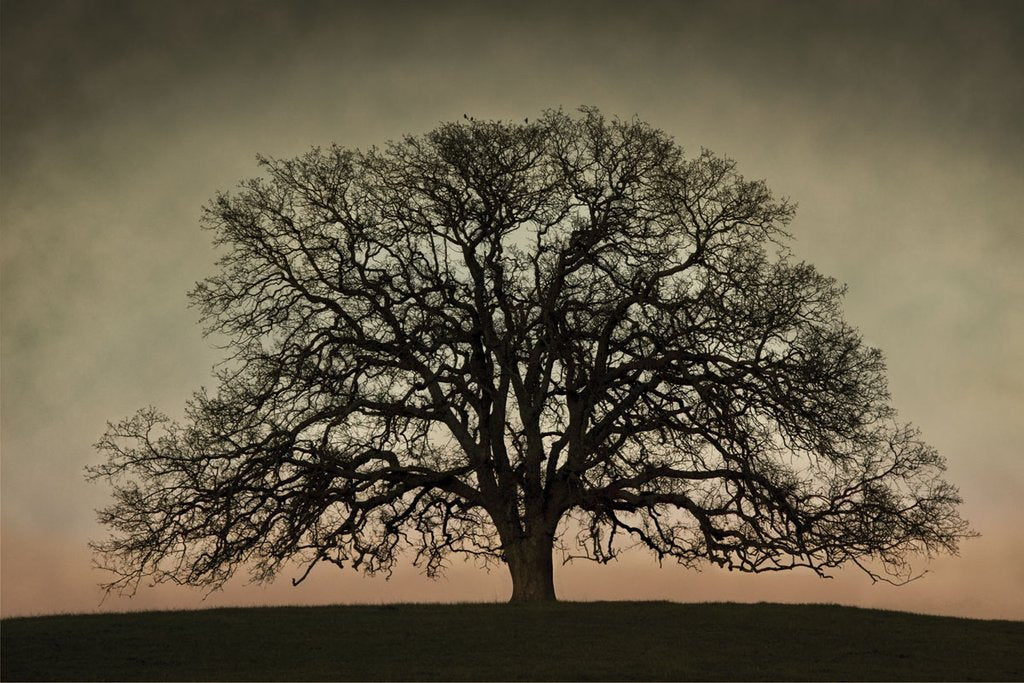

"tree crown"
[91,108,971,599]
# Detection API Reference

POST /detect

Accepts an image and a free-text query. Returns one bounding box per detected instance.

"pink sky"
[3,519,1021,620]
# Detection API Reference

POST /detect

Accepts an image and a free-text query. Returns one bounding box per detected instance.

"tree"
[90,107,971,602]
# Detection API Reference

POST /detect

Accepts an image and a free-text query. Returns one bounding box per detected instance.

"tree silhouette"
[90,108,970,602]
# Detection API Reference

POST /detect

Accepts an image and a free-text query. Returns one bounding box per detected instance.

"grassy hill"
[2,601,1022,681]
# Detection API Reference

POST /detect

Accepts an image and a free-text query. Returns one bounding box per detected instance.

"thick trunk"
[505,534,557,602]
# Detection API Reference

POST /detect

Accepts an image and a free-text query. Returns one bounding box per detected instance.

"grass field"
[2,601,1022,681]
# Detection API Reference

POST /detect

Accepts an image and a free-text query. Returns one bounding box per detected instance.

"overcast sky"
[2,0,1022,619]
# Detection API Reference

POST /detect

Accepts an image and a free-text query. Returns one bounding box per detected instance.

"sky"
[2,0,1022,619]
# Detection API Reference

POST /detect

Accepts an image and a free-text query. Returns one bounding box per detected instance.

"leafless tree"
[90,108,971,602]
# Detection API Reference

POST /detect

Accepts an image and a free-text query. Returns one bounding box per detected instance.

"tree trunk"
[505,533,557,602]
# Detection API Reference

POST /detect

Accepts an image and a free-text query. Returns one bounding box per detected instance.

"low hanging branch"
[89,107,972,602]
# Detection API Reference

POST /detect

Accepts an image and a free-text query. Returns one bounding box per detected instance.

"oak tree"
[90,108,970,602]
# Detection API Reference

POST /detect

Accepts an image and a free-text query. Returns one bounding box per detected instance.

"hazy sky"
[2,0,1022,619]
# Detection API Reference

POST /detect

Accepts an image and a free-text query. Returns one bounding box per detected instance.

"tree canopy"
[90,108,970,601]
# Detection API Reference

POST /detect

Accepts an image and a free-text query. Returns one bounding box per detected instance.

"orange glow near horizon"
[3,519,1020,620]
